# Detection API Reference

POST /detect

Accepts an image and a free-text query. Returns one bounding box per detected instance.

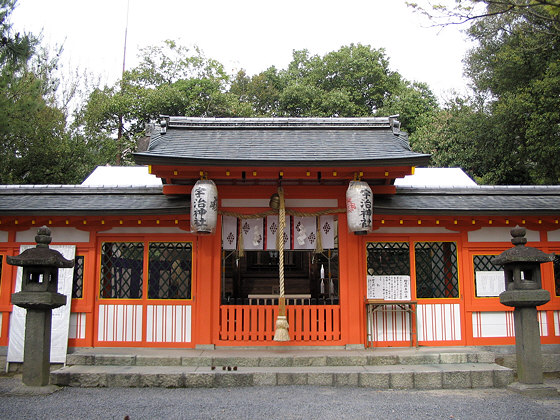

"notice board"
[367,275,411,301]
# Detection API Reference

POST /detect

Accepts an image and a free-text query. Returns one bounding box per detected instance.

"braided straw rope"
[277,187,286,314]
[273,187,290,341]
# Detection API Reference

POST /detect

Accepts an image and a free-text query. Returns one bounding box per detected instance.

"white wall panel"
[103,227,185,234]
[547,229,560,242]
[417,303,461,342]
[374,227,453,234]
[68,313,87,340]
[221,198,338,208]
[97,304,142,342]
[16,227,90,243]
[468,227,539,243]
[146,305,191,343]
[367,305,412,342]
[472,310,548,337]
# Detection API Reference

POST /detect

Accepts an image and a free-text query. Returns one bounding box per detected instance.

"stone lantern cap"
[492,226,554,266]
[6,226,74,268]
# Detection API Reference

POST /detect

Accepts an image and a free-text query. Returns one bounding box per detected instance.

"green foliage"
[0,0,35,68]
[0,0,116,184]
[82,41,254,164]
[230,44,438,132]
[409,1,560,184]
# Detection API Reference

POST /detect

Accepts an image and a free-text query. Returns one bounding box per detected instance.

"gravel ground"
[1,376,559,420]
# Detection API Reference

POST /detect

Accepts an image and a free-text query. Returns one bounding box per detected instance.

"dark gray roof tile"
[134,117,431,167]
[375,186,560,215]
[2,185,560,217]
[0,186,187,216]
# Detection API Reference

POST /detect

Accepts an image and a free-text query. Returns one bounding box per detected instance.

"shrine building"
[1,116,560,352]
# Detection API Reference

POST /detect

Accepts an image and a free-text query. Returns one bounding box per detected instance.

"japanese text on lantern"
[192,186,207,228]
[192,186,217,228]
[359,189,372,229]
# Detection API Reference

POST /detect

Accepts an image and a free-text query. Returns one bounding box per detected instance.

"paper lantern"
[346,180,373,234]
[190,179,218,234]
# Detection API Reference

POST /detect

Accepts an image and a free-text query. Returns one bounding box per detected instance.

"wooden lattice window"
[100,242,144,299]
[366,242,410,276]
[554,255,560,297]
[72,255,84,299]
[148,242,192,299]
[415,242,459,298]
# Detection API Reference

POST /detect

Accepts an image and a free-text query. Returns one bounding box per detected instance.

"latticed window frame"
[72,255,85,299]
[148,241,193,300]
[99,241,145,299]
[414,241,460,299]
[366,241,411,276]
[472,254,503,298]
[553,254,560,297]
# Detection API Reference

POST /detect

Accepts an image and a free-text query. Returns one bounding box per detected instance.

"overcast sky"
[11,0,472,99]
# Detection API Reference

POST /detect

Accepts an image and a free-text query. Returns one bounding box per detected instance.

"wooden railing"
[218,305,341,344]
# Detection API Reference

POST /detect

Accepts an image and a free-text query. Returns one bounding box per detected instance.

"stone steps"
[50,363,513,389]
[65,350,496,368]
[50,349,515,389]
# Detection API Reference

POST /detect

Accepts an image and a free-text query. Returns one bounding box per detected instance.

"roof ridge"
[166,116,391,128]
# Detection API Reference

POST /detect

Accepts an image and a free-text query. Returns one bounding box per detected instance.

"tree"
[0,0,34,66]
[230,44,438,133]
[377,81,439,136]
[411,98,499,183]
[407,1,560,31]
[465,4,560,183]
[408,1,560,184]
[0,1,115,184]
[82,41,254,163]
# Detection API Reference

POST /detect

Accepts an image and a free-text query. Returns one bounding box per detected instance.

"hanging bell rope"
[273,186,290,342]
[314,216,324,254]
[236,217,244,258]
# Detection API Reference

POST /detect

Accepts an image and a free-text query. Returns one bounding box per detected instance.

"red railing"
[218,305,341,344]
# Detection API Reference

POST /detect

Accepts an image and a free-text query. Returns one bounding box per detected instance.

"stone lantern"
[7,226,74,387]
[492,226,556,396]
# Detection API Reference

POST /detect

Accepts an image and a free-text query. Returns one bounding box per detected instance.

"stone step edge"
[50,363,514,389]
[66,352,497,368]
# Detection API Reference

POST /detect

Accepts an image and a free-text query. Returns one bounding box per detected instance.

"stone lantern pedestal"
[493,227,557,396]
[7,227,74,387]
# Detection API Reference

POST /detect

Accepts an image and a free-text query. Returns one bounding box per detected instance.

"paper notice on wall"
[475,271,506,297]
[367,275,411,301]
[367,275,384,299]
[7,245,75,364]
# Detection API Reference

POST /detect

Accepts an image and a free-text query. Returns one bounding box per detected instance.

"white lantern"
[346,180,373,234]
[190,179,218,234]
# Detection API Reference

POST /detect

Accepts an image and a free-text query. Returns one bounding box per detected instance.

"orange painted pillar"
[338,212,366,347]
[192,222,222,347]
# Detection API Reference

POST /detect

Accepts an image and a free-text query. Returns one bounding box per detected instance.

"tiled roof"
[1,184,560,217]
[134,117,431,167]
[375,186,560,215]
[0,185,187,216]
